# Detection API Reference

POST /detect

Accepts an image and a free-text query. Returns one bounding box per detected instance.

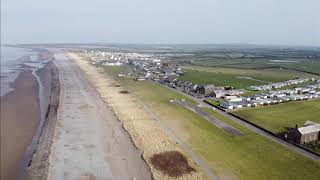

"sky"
[1,0,320,46]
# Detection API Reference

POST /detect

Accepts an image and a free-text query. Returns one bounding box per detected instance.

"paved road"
[47,53,151,180]
[156,81,320,161]
[173,100,243,136]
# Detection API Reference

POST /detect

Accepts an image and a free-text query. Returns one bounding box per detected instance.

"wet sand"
[26,62,59,179]
[0,70,40,180]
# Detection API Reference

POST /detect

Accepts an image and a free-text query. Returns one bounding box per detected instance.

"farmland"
[281,62,320,74]
[179,66,313,89]
[101,65,320,180]
[232,99,320,134]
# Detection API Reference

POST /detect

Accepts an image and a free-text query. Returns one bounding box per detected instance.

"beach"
[45,52,151,179]
[67,52,208,179]
[0,69,40,180]
[0,47,53,180]
[4,49,206,179]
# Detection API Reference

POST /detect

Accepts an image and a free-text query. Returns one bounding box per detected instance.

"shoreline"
[0,69,41,180]
[0,49,54,180]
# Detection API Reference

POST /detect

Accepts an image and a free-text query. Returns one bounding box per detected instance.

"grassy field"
[233,99,320,134]
[281,62,320,74]
[101,65,320,180]
[179,66,313,89]
[206,99,223,106]
[189,58,320,75]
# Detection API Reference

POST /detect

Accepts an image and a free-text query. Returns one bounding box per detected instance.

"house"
[289,123,320,144]
[212,90,225,98]
[280,96,290,102]
[245,102,252,107]
[192,84,199,92]
[259,99,271,104]
[255,99,266,105]
[249,86,263,91]
[270,97,282,103]
[197,84,216,96]
[228,97,243,102]
[231,102,243,109]
[169,82,176,88]
[250,101,259,107]
[240,101,252,107]
[274,93,286,98]
[137,77,146,81]
[256,94,268,99]
[220,102,234,109]
[225,89,245,96]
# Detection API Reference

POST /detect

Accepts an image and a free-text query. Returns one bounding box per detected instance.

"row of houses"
[90,50,163,67]
[220,83,320,110]
[131,60,184,82]
[161,77,246,98]
[249,78,312,91]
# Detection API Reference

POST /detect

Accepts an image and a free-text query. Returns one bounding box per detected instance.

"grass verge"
[102,65,320,180]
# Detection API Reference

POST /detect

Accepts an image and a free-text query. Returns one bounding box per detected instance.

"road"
[47,53,151,180]
[156,81,320,161]
[173,100,243,136]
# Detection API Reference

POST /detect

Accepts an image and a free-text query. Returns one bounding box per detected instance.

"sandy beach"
[46,52,151,179]
[67,53,208,179]
[0,70,40,180]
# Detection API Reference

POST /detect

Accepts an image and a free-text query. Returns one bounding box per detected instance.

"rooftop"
[298,125,320,135]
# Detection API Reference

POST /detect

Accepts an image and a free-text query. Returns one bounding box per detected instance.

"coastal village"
[89,50,320,110]
[89,50,320,147]
[4,0,320,179]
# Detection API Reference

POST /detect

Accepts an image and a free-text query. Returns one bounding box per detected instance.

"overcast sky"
[1,0,320,46]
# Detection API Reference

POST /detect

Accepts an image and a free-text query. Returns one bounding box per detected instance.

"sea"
[1,46,51,97]
[0,46,34,96]
[1,45,52,180]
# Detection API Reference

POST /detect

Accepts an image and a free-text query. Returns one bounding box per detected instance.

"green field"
[233,99,320,134]
[100,65,320,180]
[281,62,320,74]
[188,58,320,75]
[206,99,223,106]
[179,66,313,89]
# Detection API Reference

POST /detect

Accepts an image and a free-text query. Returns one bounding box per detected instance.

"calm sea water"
[0,46,34,96]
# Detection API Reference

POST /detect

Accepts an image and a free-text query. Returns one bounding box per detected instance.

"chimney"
[295,124,298,129]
